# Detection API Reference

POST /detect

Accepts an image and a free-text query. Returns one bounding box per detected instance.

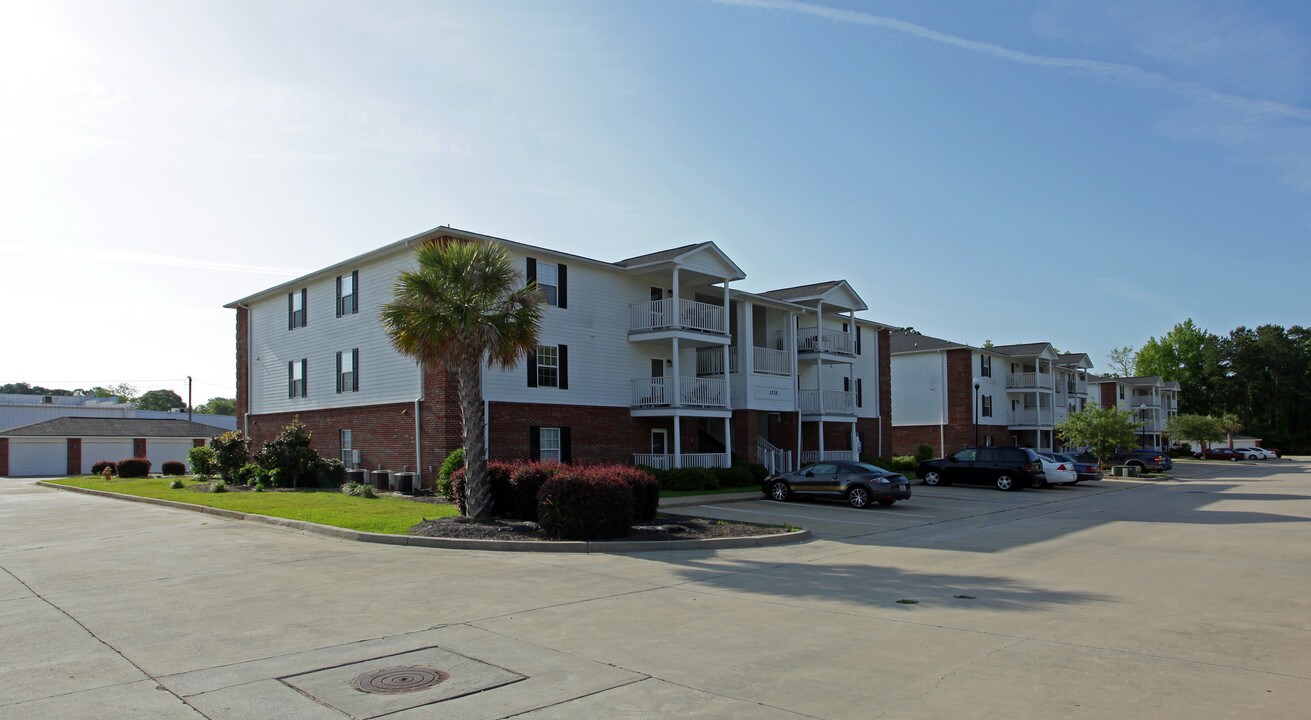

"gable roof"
[614,243,705,267]
[1056,352,1093,368]
[990,342,1054,357]
[759,279,868,311]
[0,417,223,438]
[890,331,971,354]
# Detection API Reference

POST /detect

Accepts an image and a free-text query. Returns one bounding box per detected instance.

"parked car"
[917,446,1046,492]
[1037,453,1080,485]
[763,461,912,508]
[1060,453,1103,483]
[1233,447,1277,460]
[1071,447,1172,472]
[1194,448,1241,461]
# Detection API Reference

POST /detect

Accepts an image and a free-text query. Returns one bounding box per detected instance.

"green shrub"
[449,461,515,516]
[914,444,935,462]
[161,460,186,476]
[116,457,152,478]
[713,465,756,488]
[537,474,634,540]
[210,431,249,483]
[740,462,770,482]
[237,463,269,486]
[168,478,184,489]
[860,456,894,471]
[437,448,465,500]
[90,460,116,476]
[253,418,322,488]
[659,467,718,491]
[889,456,917,471]
[315,458,346,488]
[253,481,266,492]
[341,482,376,499]
[209,480,227,493]
[187,445,217,478]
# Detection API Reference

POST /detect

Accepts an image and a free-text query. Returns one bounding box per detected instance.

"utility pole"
[187,376,193,423]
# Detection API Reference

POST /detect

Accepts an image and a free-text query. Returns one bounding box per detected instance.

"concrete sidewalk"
[3,461,1309,718]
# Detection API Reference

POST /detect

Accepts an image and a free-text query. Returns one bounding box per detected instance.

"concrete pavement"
[2,460,1309,718]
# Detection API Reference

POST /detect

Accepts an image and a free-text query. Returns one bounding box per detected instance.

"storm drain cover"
[352,666,450,694]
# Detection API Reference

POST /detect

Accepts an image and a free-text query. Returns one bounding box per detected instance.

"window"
[340,430,353,467]
[528,344,568,389]
[337,349,359,393]
[982,395,993,418]
[288,359,307,398]
[856,378,863,408]
[856,326,862,355]
[981,355,992,378]
[336,271,358,316]
[526,257,567,308]
[843,377,850,393]
[537,345,559,387]
[538,427,561,461]
[984,434,995,447]
[288,288,307,329]
[953,448,977,461]
[1119,386,1125,400]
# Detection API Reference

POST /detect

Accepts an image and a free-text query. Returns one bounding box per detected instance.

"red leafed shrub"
[582,465,659,523]
[116,457,152,478]
[537,472,634,540]
[450,461,515,516]
[90,460,116,476]
[161,461,187,476]
[507,462,565,520]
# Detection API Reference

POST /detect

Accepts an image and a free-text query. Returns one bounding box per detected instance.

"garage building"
[0,417,219,477]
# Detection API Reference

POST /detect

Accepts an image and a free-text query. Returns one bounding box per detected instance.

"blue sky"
[3,0,1308,401]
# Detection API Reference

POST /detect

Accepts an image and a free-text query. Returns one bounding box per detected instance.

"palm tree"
[381,239,543,519]
[1218,412,1243,450]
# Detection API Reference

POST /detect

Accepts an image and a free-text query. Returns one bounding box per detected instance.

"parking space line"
[701,505,926,526]
[756,500,937,518]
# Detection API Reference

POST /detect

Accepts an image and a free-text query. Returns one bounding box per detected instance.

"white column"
[848,309,855,353]
[673,415,682,469]
[723,279,732,410]
[850,424,858,461]
[723,416,732,467]
[743,301,755,375]
[672,337,682,407]
[818,420,826,457]
[817,358,825,413]
[672,268,681,329]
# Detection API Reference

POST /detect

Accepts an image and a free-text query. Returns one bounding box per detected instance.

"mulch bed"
[409,513,787,542]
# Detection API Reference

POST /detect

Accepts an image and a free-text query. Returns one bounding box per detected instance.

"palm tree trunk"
[457,348,492,520]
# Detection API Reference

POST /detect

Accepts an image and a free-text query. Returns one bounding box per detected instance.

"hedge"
[90,460,116,476]
[116,457,152,478]
[161,461,186,476]
[537,474,634,540]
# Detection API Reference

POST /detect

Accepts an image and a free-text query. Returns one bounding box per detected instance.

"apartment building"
[1087,375,1179,451]
[227,226,893,489]
[888,332,1094,455]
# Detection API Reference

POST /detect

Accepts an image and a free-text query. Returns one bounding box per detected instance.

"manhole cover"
[352,667,450,695]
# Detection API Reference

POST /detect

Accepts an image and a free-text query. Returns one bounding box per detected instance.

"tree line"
[1,382,235,416]
[1124,319,1309,453]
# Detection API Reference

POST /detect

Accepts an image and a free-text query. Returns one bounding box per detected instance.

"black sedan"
[1059,452,1103,483]
[763,461,912,508]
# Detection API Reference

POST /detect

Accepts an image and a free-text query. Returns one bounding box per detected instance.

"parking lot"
[3,459,1310,719]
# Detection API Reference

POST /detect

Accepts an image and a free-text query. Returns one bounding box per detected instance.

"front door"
[651,429,670,469]
[650,359,666,404]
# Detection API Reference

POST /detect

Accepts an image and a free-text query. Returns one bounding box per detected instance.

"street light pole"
[973,381,981,446]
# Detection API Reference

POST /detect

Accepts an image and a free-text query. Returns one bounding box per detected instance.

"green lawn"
[48,477,458,535]
[660,485,763,498]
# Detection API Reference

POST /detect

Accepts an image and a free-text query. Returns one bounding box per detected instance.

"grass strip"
[47,477,458,535]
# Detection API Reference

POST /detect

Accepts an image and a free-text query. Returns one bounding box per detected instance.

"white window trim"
[539,427,561,462]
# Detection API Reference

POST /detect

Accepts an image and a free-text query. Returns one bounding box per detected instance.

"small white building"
[0,417,218,477]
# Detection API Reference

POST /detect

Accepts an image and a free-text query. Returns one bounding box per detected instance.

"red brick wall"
[66,438,81,476]
[0,437,9,476]
[1100,383,1118,409]
[248,402,424,483]
[488,401,705,466]
[730,410,760,463]
[877,328,892,457]
[890,423,1012,457]
[236,306,249,427]
[133,439,147,459]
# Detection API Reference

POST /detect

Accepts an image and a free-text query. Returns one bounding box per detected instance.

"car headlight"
[875,477,891,484]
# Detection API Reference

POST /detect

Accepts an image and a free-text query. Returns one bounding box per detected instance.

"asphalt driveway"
[3,460,1309,718]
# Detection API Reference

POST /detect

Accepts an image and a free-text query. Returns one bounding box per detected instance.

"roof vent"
[41,395,54,404]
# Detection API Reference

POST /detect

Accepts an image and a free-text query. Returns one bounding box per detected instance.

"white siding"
[974,351,1007,424]
[7,439,66,476]
[892,352,947,426]
[81,440,134,471]
[853,321,880,418]
[148,439,197,472]
[249,248,422,415]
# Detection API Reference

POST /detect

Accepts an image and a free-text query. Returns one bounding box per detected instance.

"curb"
[658,491,764,507]
[35,482,811,553]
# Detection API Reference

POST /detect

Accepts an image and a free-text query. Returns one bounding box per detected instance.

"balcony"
[1007,372,1052,389]
[630,377,727,409]
[800,450,858,464]
[633,453,730,469]
[1009,409,1054,427]
[796,328,855,357]
[1131,397,1161,409]
[629,298,727,336]
[799,389,855,416]
[695,346,793,377]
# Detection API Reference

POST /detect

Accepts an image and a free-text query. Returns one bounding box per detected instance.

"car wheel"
[1071,479,1081,485]
[1229,456,1237,461]
[995,474,1016,491]
[1033,477,1048,488]
[1247,454,1258,460]
[847,486,871,508]
[922,471,942,486]
[769,481,791,501]
[877,498,895,506]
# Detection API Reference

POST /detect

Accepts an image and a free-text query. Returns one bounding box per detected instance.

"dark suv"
[917,447,1046,491]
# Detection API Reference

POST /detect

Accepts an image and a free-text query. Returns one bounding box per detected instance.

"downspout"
[414,360,423,484]
[238,302,251,439]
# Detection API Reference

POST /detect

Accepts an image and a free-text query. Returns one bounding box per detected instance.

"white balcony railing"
[633,453,730,469]
[1009,409,1054,427]
[796,328,855,356]
[756,436,793,474]
[753,346,792,375]
[695,347,739,376]
[800,450,858,464]
[1007,372,1051,389]
[629,298,727,335]
[630,377,728,408]
[1131,397,1161,409]
[799,389,855,415]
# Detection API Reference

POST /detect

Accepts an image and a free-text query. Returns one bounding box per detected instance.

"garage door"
[149,439,197,472]
[7,440,67,477]
[81,440,135,474]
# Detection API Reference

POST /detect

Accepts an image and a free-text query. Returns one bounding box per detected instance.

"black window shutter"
[558,344,568,390]
[335,276,342,317]
[301,289,308,327]
[336,352,343,393]
[527,349,538,387]
[287,293,294,330]
[843,377,850,392]
[561,427,572,464]
[857,378,863,407]
[288,361,294,397]
[856,326,862,355]
[526,257,537,285]
[352,349,359,391]
[302,359,307,397]
[352,270,359,313]
[557,264,567,308]
[529,426,541,460]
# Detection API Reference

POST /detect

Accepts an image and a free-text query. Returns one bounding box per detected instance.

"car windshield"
[1050,453,1075,462]
[848,462,889,474]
